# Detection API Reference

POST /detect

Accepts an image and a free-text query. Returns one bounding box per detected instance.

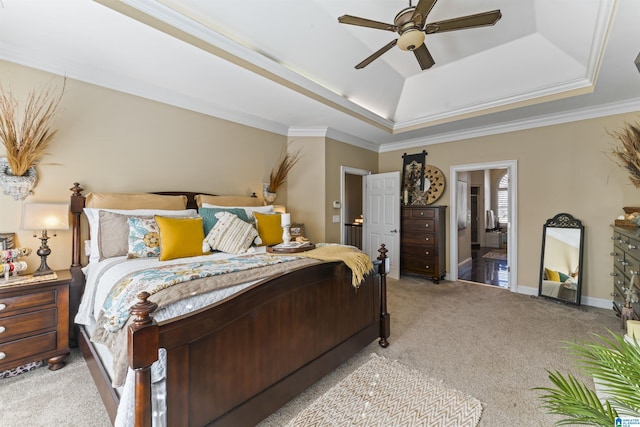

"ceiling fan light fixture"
[397,27,425,51]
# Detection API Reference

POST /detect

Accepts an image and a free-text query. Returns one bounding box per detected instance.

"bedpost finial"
[377,244,388,262]
[129,292,158,325]
[70,182,84,196]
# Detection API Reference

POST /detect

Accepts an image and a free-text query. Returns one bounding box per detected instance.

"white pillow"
[84,208,197,264]
[203,211,258,254]
[201,203,274,222]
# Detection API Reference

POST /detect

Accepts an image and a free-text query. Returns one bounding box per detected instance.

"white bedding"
[75,247,269,427]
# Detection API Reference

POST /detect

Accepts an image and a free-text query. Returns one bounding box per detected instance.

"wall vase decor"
[0,157,38,201]
[263,182,277,205]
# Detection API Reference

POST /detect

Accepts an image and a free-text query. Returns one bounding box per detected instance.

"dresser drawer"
[401,232,436,246]
[0,290,57,316]
[402,219,436,233]
[402,258,436,275]
[404,208,435,219]
[401,244,436,262]
[0,331,57,367]
[0,308,57,342]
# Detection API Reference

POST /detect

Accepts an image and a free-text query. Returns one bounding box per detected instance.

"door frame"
[340,166,370,245]
[449,160,519,292]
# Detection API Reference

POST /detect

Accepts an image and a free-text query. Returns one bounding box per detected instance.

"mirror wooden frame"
[538,213,584,305]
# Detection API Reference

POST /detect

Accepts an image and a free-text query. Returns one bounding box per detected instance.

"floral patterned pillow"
[127,217,161,259]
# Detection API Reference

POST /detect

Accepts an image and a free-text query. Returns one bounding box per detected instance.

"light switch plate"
[332,215,340,223]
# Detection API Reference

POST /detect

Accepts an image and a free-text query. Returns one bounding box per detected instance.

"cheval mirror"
[538,213,584,305]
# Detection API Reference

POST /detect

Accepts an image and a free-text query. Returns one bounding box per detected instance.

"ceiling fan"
[338,0,502,70]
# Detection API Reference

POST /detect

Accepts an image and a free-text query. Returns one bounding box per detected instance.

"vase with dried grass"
[263,145,301,204]
[609,120,640,188]
[0,79,65,200]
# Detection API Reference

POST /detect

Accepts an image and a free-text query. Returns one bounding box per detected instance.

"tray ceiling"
[1,0,639,152]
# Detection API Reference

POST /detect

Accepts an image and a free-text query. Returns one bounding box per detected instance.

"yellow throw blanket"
[295,244,374,288]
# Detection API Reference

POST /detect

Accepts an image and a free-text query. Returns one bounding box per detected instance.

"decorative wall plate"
[424,165,445,204]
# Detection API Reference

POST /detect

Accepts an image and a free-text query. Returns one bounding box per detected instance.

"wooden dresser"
[0,270,70,372]
[610,226,640,318]
[401,206,447,283]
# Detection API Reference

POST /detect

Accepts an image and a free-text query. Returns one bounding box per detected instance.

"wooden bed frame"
[67,183,390,427]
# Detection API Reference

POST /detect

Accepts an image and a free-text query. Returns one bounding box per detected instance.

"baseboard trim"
[514,285,613,310]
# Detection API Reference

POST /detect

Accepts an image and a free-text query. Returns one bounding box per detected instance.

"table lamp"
[21,203,69,276]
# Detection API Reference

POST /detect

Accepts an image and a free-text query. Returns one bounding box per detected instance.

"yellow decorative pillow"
[544,268,560,282]
[155,216,206,261]
[253,212,283,246]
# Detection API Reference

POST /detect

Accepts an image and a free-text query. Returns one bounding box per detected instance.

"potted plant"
[535,332,640,426]
[609,120,640,188]
[263,144,301,204]
[0,78,65,200]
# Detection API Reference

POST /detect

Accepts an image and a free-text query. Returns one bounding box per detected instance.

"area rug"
[482,250,507,260]
[286,354,483,427]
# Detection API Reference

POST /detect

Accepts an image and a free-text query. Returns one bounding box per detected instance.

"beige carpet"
[1,277,622,426]
[286,353,482,427]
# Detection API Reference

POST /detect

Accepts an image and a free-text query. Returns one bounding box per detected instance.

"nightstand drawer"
[0,290,57,315]
[0,308,57,341]
[0,331,57,367]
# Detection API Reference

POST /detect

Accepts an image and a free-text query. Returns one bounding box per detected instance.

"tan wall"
[287,137,326,243]
[379,111,640,302]
[0,61,286,273]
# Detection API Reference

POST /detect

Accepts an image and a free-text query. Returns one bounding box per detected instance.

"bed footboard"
[128,245,389,427]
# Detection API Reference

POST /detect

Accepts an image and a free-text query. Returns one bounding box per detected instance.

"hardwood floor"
[458,246,509,288]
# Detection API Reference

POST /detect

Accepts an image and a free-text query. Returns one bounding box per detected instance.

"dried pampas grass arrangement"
[268,144,301,193]
[609,120,640,188]
[0,78,65,176]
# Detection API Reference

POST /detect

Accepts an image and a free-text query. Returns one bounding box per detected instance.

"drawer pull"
[425,251,430,255]
[610,252,618,256]
[610,272,618,276]
[611,292,619,297]
[425,265,430,269]
[425,237,430,241]
[0,352,5,360]
[630,245,638,250]
[420,212,424,216]
[425,224,429,228]
[0,326,4,334]
[0,303,5,311]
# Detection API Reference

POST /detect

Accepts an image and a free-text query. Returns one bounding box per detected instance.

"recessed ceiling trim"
[288,127,328,138]
[96,0,396,133]
[380,96,640,153]
[392,78,596,134]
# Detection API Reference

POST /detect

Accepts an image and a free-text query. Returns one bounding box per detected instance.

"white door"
[364,172,400,279]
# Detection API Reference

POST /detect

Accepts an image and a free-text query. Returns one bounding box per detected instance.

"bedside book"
[267,242,315,253]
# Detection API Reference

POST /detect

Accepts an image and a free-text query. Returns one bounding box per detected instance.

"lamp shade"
[21,203,70,231]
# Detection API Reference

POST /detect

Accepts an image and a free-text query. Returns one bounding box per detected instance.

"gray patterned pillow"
[203,212,257,254]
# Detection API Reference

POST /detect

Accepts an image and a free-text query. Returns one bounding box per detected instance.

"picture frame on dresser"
[0,232,15,249]
[290,223,305,239]
[401,151,427,205]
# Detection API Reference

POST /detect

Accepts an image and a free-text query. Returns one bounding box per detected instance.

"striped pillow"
[203,212,258,254]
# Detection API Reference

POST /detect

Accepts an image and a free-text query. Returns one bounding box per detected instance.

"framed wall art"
[401,150,427,205]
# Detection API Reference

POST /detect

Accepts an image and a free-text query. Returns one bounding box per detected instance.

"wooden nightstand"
[0,270,70,371]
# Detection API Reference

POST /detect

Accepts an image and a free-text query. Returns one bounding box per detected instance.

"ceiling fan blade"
[355,39,398,69]
[413,44,435,70]
[411,0,438,28]
[338,15,398,32]
[424,10,502,34]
